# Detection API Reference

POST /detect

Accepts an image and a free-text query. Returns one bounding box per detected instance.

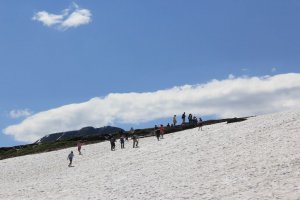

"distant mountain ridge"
[35,126,124,144]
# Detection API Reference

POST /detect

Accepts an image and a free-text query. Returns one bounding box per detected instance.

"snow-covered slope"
[1,109,300,200]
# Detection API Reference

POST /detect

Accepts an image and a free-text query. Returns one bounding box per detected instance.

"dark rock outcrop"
[36,126,124,144]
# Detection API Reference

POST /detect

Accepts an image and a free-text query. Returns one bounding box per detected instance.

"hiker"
[193,116,198,126]
[154,125,160,141]
[120,135,125,149]
[182,112,186,124]
[132,134,139,148]
[110,136,116,151]
[160,124,165,139]
[188,114,193,124]
[173,115,177,126]
[198,117,203,131]
[167,123,170,127]
[67,151,74,167]
[77,141,83,155]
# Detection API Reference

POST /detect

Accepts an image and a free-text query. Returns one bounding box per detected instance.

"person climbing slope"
[110,136,116,151]
[67,151,74,167]
[120,135,125,149]
[159,124,165,139]
[132,134,139,148]
[77,141,83,155]
[154,125,160,141]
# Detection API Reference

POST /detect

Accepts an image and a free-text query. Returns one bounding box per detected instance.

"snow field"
[0,109,300,200]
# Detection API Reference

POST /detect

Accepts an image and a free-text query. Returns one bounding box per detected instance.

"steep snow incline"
[0,109,300,200]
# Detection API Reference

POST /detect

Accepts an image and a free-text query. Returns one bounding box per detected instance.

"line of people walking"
[67,113,204,167]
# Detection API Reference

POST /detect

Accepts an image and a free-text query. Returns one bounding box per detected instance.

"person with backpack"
[132,134,139,148]
[67,151,74,167]
[120,135,125,149]
[110,136,116,151]
[182,112,186,124]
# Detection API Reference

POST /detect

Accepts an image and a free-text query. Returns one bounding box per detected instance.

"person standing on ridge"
[188,114,193,124]
[173,115,177,126]
[67,151,74,167]
[198,117,203,131]
[182,112,186,124]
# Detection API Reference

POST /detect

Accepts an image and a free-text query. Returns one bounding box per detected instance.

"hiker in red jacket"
[159,124,165,139]
[77,141,83,155]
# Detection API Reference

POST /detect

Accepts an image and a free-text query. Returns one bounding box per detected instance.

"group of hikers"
[173,112,203,129]
[67,112,203,167]
[109,130,139,151]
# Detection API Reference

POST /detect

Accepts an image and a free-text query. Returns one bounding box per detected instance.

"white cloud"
[32,11,64,26]
[61,9,91,29]
[272,67,277,73]
[32,3,91,30]
[9,109,33,119]
[3,73,300,143]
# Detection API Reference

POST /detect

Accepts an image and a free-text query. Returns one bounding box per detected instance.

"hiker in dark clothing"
[67,151,74,167]
[154,125,160,141]
[198,117,203,131]
[110,137,116,151]
[193,116,198,126]
[182,112,186,124]
[188,114,193,124]
[132,134,139,148]
[120,135,125,149]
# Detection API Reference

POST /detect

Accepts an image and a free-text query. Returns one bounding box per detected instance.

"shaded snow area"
[1,109,300,200]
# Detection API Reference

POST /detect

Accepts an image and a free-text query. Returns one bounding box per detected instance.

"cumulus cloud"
[32,3,91,30]
[3,73,300,143]
[9,109,33,119]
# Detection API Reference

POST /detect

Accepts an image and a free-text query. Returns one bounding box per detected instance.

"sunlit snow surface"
[1,109,300,199]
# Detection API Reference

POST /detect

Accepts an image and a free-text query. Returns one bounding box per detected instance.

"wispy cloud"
[9,109,33,119]
[3,73,300,143]
[272,67,277,73]
[32,3,91,30]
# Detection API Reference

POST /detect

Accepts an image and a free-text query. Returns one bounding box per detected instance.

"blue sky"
[1,0,300,147]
